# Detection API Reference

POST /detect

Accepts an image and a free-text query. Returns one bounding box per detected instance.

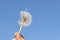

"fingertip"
[15,32,20,35]
[14,32,25,40]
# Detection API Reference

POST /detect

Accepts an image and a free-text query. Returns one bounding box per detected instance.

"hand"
[13,32,25,40]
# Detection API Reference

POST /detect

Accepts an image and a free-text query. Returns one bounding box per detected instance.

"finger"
[15,32,25,40]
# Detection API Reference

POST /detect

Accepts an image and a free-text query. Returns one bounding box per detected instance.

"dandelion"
[18,10,32,33]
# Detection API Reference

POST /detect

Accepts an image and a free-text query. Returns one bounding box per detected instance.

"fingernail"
[15,32,17,35]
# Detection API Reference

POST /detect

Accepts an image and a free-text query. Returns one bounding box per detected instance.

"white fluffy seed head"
[18,11,32,27]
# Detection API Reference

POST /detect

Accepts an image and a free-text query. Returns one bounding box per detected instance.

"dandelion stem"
[19,24,23,33]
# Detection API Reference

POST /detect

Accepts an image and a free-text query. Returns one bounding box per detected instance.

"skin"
[13,32,25,40]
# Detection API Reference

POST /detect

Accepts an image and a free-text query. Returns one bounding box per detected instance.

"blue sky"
[0,0,60,40]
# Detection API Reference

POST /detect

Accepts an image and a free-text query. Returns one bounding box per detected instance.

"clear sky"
[0,0,60,40]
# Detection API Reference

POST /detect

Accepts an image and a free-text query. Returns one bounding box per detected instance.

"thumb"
[15,32,25,40]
